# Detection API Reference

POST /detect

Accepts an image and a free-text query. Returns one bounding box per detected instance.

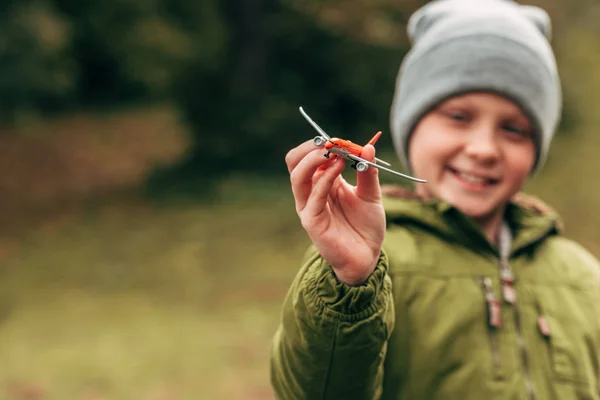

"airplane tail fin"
[367,131,382,146]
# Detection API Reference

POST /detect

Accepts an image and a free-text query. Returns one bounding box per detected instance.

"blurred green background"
[0,0,598,399]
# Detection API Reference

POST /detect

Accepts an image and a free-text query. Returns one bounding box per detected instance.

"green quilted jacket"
[270,188,600,400]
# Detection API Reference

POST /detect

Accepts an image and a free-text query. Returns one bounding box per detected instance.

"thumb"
[355,144,381,203]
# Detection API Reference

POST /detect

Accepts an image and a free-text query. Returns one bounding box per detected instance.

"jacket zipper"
[499,256,536,400]
[479,277,502,375]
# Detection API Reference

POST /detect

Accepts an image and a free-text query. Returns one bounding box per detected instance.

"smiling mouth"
[448,167,500,186]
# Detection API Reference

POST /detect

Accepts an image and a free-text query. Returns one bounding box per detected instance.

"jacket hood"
[381,185,562,257]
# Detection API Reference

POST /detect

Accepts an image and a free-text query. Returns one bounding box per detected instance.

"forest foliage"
[2,0,599,184]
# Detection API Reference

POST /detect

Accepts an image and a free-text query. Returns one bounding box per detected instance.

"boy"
[271,0,600,399]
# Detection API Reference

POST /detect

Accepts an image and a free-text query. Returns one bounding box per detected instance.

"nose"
[464,126,500,165]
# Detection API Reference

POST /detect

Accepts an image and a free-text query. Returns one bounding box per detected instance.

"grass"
[0,105,311,399]
[2,168,599,399]
[0,294,283,399]
[0,177,309,400]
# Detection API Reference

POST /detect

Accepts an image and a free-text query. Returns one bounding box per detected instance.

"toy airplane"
[299,106,426,183]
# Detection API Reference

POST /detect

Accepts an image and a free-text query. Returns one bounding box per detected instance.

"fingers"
[303,158,346,218]
[355,144,382,203]
[285,140,319,173]
[289,148,333,213]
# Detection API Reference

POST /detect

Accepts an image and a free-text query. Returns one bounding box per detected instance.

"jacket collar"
[381,185,562,258]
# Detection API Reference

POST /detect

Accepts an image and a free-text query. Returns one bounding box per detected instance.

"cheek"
[408,136,429,175]
[504,143,536,180]
[408,132,452,176]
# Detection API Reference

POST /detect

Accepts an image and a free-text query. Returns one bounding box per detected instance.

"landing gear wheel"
[313,136,326,146]
[355,162,369,172]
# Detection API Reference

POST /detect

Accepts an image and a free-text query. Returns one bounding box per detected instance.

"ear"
[520,5,552,40]
[407,1,452,44]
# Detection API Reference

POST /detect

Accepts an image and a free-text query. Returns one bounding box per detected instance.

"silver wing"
[299,107,331,140]
[347,154,427,183]
[375,158,391,166]
[300,106,391,166]
[299,106,425,183]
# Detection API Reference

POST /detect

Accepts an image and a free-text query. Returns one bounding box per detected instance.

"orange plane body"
[324,131,382,158]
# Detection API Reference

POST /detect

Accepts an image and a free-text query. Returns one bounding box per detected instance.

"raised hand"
[286,140,386,285]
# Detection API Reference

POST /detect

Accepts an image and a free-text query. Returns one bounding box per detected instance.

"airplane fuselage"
[325,138,363,157]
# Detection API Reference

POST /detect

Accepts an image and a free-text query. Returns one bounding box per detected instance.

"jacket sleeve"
[269,245,395,400]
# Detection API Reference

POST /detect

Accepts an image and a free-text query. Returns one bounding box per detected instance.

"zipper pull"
[499,260,517,304]
[481,277,502,328]
[534,300,551,338]
[537,316,551,338]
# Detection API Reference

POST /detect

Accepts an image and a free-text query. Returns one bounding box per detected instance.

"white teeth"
[457,171,487,184]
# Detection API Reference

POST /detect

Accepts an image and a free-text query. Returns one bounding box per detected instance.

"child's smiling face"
[409,92,536,223]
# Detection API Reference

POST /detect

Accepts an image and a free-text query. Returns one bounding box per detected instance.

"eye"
[450,113,467,122]
[442,110,470,123]
[502,123,529,137]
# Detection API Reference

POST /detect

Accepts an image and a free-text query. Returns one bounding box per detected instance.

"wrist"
[333,261,378,286]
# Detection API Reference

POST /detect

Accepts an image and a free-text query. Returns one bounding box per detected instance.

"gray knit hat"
[390,0,562,174]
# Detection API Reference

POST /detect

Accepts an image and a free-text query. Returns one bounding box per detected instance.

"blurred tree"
[154,0,417,193]
[0,0,594,195]
[54,0,192,106]
[0,0,193,123]
[0,1,74,122]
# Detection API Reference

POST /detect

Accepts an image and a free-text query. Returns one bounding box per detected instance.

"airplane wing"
[347,154,427,183]
[375,157,391,167]
[299,107,331,140]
